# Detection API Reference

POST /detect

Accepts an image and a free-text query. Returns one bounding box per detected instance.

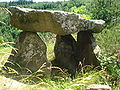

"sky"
[0,0,66,2]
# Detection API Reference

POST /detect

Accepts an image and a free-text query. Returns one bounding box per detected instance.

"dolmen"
[3,6,105,77]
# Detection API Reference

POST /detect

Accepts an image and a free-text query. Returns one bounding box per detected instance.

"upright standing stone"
[76,31,100,67]
[4,31,51,76]
[52,35,78,76]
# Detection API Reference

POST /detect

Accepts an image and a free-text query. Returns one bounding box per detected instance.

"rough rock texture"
[87,84,112,90]
[4,31,51,76]
[76,31,100,66]
[8,6,105,35]
[52,35,78,77]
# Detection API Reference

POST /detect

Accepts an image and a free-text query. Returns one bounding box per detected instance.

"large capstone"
[4,31,51,76]
[52,35,79,76]
[8,7,105,35]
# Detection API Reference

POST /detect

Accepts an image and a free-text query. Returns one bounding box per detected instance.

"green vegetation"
[0,9,20,42]
[87,0,120,27]
[0,0,120,89]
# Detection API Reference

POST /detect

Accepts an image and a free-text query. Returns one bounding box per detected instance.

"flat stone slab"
[8,6,105,35]
[87,84,112,90]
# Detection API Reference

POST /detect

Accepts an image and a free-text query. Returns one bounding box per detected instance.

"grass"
[6,70,108,90]
[0,55,118,90]
[0,42,13,66]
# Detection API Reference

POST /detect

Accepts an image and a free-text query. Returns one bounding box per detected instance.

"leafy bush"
[87,0,120,26]
[0,36,4,43]
[71,5,92,19]
[94,24,120,88]
[95,24,120,54]
[0,9,20,42]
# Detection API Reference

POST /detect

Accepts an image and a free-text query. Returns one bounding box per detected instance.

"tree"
[87,0,120,26]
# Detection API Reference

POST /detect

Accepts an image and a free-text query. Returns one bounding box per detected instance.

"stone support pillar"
[52,35,78,76]
[4,31,51,77]
[76,31,100,67]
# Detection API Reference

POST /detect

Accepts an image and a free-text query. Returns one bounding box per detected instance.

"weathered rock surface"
[87,84,112,90]
[8,6,105,35]
[52,32,100,76]
[76,31,100,66]
[52,35,78,76]
[4,31,51,76]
